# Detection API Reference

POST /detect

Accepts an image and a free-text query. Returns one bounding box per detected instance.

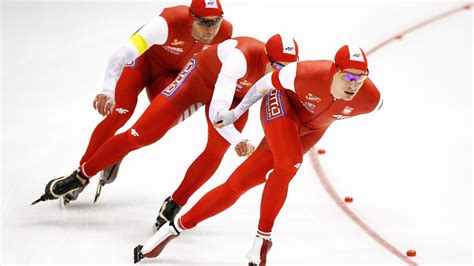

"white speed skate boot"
[134,220,181,263]
[247,235,273,266]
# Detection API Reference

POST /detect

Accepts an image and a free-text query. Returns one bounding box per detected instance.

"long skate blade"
[59,196,69,208]
[31,195,47,205]
[94,181,105,203]
[102,161,122,184]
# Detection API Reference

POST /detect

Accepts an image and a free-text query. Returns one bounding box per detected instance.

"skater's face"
[191,14,223,44]
[330,68,367,101]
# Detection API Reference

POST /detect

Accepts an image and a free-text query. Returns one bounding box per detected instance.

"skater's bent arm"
[232,72,275,119]
[213,62,297,128]
[209,47,247,145]
[212,73,275,129]
[102,15,169,97]
[233,62,297,119]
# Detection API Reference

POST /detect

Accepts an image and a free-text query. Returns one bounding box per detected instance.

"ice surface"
[1,1,472,265]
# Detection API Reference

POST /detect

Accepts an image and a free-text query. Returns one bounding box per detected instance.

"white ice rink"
[1,0,472,265]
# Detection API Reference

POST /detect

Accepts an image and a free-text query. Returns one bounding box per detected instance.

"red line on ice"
[308,4,471,264]
[367,3,472,55]
[309,149,418,265]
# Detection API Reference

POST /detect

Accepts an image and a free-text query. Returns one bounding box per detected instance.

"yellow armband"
[129,34,149,56]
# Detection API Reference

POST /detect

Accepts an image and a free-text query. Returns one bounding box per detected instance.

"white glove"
[213,109,237,128]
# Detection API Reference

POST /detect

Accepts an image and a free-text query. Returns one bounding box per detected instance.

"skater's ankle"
[256,230,271,240]
[76,170,89,185]
[79,163,92,179]
[175,217,190,232]
[170,195,185,207]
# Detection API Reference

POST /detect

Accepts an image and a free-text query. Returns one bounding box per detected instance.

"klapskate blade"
[31,195,46,205]
[59,196,69,208]
[94,182,104,203]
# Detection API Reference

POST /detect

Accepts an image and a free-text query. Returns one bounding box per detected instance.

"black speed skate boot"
[60,182,89,206]
[94,161,122,203]
[153,196,182,232]
[32,170,89,205]
[247,235,273,266]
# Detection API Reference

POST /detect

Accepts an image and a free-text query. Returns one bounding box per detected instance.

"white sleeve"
[101,16,169,96]
[133,15,169,48]
[233,73,275,119]
[277,61,297,92]
[101,42,138,96]
[232,62,297,118]
[209,44,247,145]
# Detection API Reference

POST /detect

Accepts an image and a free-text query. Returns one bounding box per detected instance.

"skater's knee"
[202,140,230,161]
[270,166,299,184]
[226,174,263,195]
[106,108,134,126]
[200,146,227,164]
[124,128,151,149]
[274,156,303,177]
[220,181,245,198]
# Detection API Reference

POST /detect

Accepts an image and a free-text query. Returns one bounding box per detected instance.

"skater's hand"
[213,110,237,128]
[93,92,115,116]
[235,139,255,157]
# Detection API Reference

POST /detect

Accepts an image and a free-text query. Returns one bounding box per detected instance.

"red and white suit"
[80,5,233,170]
[80,37,277,207]
[177,60,383,236]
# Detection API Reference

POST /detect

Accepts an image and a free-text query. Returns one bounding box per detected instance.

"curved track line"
[367,3,472,55]
[309,149,417,265]
[309,3,471,265]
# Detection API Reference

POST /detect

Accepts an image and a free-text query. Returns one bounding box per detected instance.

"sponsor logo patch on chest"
[162,45,184,55]
[305,93,321,102]
[171,39,185,46]
[301,101,316,113]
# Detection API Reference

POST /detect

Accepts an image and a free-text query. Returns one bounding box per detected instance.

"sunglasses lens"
[343,73,365,82]
[196,17,221,26]
[271,62,285,70]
